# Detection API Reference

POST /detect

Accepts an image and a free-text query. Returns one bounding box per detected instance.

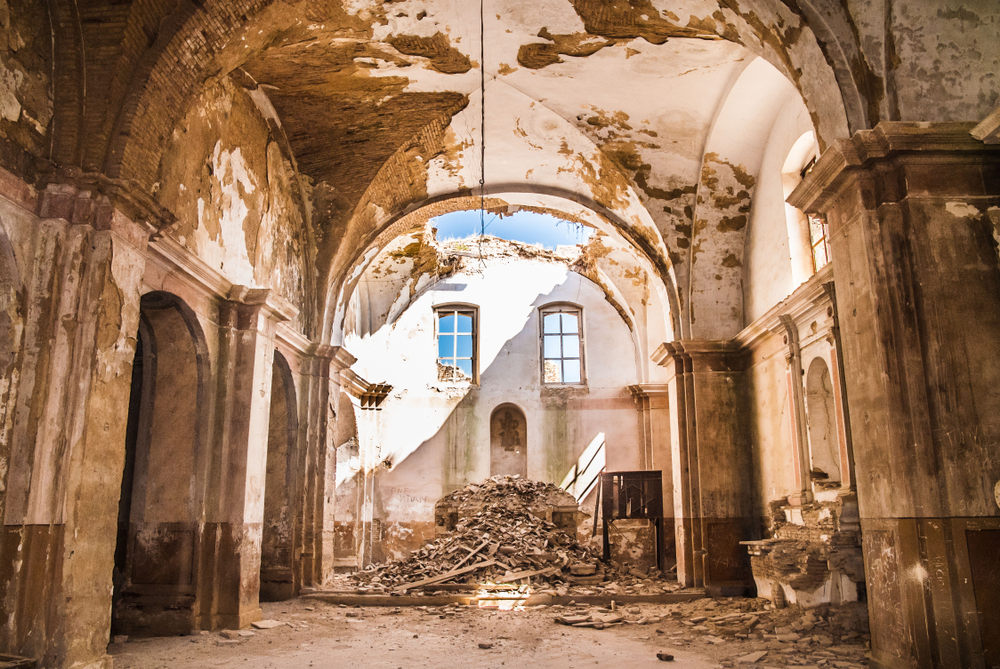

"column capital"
[652,339,746,372]
[788,121,1000,216]
[227,285,298,324]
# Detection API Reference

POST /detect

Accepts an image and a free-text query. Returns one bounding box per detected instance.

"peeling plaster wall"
[0,171,148,668]
[340,250,642,561]
[743,90,816,323]
[0,0,51,159]
[746,332,797,509]
[156,78,311,331]
[889,1,1000,123]
[689,58,797,338]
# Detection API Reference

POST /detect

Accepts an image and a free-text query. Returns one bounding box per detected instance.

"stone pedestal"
[653,340,754,596]
[790,122,1000,669]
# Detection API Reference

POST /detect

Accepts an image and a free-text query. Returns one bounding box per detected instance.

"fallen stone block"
[736,650,768,663]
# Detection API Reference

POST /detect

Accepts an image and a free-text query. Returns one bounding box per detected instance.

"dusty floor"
[109,596,870,669]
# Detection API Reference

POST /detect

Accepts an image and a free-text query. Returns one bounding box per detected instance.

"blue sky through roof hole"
[432,210,592,249]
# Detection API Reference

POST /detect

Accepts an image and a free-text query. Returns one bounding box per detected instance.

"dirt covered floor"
[110,595,870,669]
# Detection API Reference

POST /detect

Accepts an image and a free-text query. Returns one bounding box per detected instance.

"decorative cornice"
[341,368,392,409]
[36,166,177,231]
[227,285,298,323]
[788,122,995,214]
[734,263,834,350]
[147,234,232,299]
[651,339,745,370]
[276,322,315,356]
[327,346,358,372]
[627,383,671,398]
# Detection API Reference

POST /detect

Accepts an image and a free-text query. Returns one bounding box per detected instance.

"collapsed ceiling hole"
[432,210,593,250]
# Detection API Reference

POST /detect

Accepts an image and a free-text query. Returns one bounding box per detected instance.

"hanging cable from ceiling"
[477,0,487,266]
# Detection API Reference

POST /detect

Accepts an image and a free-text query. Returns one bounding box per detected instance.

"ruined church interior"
[0,0,998,667]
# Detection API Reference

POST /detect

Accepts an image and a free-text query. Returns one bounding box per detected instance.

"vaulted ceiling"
[5,0,997,340]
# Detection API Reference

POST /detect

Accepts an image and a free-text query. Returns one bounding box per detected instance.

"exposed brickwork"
[113,0,273,185]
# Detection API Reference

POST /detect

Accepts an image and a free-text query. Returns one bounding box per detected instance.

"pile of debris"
[555,603,663,629]
[351,476,616,592]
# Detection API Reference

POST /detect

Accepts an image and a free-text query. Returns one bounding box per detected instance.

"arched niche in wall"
[805,356,841,488]
[260,351,299,601]
[114,291,210,637]
[490,403,527,478]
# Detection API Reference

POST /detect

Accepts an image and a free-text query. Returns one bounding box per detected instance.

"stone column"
[0,184,150,669]
[789,122,1000,669]
[200,286,295,630]
[304,346,354,586]
[653,340,754,596]
[628,384,675,568]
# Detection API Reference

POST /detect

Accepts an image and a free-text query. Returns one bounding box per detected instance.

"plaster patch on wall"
[944,201,981,218]
[0,59,22,122]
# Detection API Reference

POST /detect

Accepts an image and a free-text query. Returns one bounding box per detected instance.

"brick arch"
[107,0,282,184]
[47,0,268,173]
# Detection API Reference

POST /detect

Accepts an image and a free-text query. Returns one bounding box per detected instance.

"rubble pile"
[746,497,865,607]
[438,474,579,519]
[351,476,615,592]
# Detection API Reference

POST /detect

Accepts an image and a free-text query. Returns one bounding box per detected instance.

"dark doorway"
[260,352,299,601]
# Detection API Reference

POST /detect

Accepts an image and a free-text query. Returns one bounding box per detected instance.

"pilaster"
[0,181,151,668]
[653,340,754,595]
[790,122,1000,669]
[200,286,296,630]
[628,384,675,568]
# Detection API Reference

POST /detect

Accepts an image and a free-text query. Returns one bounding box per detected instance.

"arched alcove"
[260,351,299,601]
[805,357,841,487]
[114,291,210,636]
[490,404,527,478]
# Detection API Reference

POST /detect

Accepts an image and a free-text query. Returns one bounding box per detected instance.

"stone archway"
[114,291,210,637]
[260,351,299,601]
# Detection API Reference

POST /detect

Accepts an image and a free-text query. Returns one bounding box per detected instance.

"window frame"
[808,212,831,272]
[539,303,586,386]
[433,304,479,384]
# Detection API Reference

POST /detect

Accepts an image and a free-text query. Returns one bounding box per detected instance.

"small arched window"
[540,304,585,385]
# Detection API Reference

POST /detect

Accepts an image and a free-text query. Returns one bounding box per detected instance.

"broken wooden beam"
[394,559,498,592]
